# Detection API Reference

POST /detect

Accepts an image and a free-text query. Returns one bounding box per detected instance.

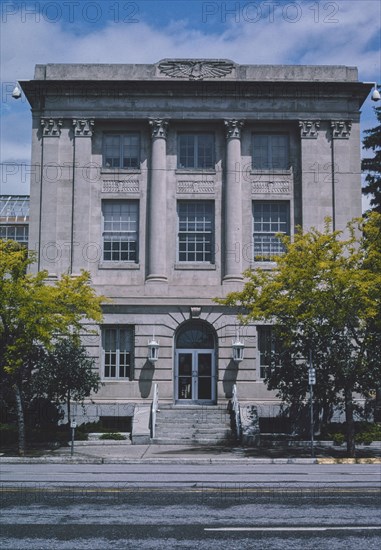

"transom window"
[103,134,140,168]
[102,200,138,262]
[178,201,214,263]
[103,326,134,379]
[178,134,214,169]
[253,134,289,170]
[176,321,215,349]
[253,201,289,261]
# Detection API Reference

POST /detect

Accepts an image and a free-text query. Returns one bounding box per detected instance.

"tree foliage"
[0,240,105,454]
[217,214,381,456]
[362,106,381,213]
[32,338,101,424]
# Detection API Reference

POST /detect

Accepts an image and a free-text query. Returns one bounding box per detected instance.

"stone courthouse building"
[20,60,371,442]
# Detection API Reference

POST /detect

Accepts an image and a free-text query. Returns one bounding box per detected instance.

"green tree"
[0,240,104,454]
[32,338,101,425]
[217,214,381,457]
[362,106,381,213]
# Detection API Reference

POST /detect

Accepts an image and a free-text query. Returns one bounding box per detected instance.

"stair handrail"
[151,383,159,438]
[232,384,241,440]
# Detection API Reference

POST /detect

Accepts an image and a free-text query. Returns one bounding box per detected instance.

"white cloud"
[0,0,380,197]
[1,1,380,82]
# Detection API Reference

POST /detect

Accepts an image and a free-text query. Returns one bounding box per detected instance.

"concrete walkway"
[1,442,380,464]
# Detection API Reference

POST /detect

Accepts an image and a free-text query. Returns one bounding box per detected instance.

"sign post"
[70,420,77,456]
[308,351,316,458]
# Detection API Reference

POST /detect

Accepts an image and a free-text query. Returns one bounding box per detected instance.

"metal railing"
[232,384,241,440]
[151,383,159,439]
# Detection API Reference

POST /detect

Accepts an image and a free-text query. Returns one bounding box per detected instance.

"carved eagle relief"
[158,60,234,80]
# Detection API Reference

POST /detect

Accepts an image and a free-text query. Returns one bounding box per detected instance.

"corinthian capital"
[299,120,320,139]
[41,118,63,137]
[331,120,352,139]
[73,119,95,137]
[225,119,244,139]
[149,119,168,139]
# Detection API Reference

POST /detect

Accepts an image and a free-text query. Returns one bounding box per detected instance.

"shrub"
[0,423,18,446]
[26,398,63,430]
[328,432,345,446]
[323,422,381,446]
[355,423,381,445]
[74,431,88,441]
[99,432,126,440]
[76,421,104,433]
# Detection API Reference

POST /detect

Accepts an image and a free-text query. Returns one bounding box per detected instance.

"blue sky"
[1,0,380,208]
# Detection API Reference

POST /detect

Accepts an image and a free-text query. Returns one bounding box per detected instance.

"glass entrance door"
[176,350,215,402]
[177,352,193,400]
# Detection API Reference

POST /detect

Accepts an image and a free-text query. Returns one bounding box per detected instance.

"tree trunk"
[321,400,332,433]
[67,390,71,425]
[13,383,25,456]
[375,388,381,422]
[344,387,356,457]
[316,399,333,438]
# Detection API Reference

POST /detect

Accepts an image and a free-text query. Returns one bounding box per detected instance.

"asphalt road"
[1,463,380,549]
[1,462,380,487]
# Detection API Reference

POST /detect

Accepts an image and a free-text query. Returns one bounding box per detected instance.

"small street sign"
[308,368,316,385]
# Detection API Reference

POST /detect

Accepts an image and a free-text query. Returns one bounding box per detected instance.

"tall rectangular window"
[178,134,214,169]
[178,201,214,263]
[253,201,289,261]
[258,326,274,379]
[103,134,140,168]
[102,200,139,262]
[103,326,134,379]
[253,134,289,170]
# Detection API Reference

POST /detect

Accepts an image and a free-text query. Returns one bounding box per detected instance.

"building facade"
[20,60,370,436]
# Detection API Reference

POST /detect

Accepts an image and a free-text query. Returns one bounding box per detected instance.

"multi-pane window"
[178,134,214,169]
[253,202,289,261]
[102,200,138,262]
[103,326,134,379]
[253,134,289,170]
[178,201,214,263]
[0,225,28,244]
[103,134,140,168]
[258,326,275,379]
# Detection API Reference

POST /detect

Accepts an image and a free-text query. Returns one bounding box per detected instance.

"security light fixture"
[12,86,22,99]
[371,85,380,101]
[364,82,380,102]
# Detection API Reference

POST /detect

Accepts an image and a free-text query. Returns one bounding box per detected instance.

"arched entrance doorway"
[174,320,217,404]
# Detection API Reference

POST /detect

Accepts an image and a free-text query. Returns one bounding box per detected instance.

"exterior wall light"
[364,82,380,102]
[148,338,159,363]
[12,85,22,99]
[232,337,245,363]
[371,84,380,102]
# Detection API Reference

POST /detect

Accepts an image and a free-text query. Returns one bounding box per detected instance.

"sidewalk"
[1,442,380,464]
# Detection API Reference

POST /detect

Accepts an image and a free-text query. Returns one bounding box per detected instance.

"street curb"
[1,456,380,464]
[0,456,103,464]
[0,457,317,464]
[317,457,381,464]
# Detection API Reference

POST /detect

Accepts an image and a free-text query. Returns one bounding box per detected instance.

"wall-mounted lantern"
[148,338,159,363]
[232,332,245,363]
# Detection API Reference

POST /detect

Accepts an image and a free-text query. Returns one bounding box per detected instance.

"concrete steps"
[152,404,234,445]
